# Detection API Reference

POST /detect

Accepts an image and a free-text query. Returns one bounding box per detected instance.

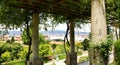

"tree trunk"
[119,0,120,39]
[115,26,119,40]
[90,0,107,65]
[70,19,75,53]
[27,12,43,65]
[66,19,77,65]
[32,12,39,60]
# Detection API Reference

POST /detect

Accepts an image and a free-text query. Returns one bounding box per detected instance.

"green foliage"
[0,7,26,29]
[64,43,70,52]
[59,54,66,60]
[90,38,113,65]
[99,40,113,65]
[54,45,66,55]
[82,39,89,50]
[1,51,11,62]
[21,28,49,45]
[18,47,28,60]
[75,42,83,50]
[55,46,61,54]
[39,44,51,57]
[11,36,15,43]
[51,45,67,60]
[114,40,120,65]
[77,51,82,56]
[106,0,118,24]
[0,0,27,29]
[6,40,11,43]
[6,36,15,43]
[39,34,49,44]
[21,28,32,45]
[39,44,53,63]
[59,45,66,53]
[53,45,67,60]
[75,42,82,55]
[0,42,23,63]
[78,56,89,63]
[51,44,56,50]
[0,42,5,55]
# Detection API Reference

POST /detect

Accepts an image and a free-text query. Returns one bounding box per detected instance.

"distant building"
[3,35,9,41]
[2,35,21,41]
[42,33,89,44]
[14,35,22,41]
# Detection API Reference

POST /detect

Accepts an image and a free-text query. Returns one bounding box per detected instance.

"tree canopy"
[10,0,91,19]
[0,0,27,29]
[106,0,119,26]
[0,0,118,28]
[0,0,92,33]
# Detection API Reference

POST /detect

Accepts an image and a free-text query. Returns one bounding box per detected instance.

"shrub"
[39,44,53,62]
[39,44,51,57]
[6,37,15,43]
[114,40,120,65]
[58,44,67,53]
[0,42,23,63]
[0,43,5,55]
[55,46,61,54]
[18,47,28,60]
[78,56,89,63]
[75,42,83,51]
[82,39,89,50]
[1,51,11,62]
[51,44,56,50]
[59,54,66,60]
[89,38,113,65]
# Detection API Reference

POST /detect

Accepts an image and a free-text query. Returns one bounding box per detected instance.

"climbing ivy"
[89,38,113,65]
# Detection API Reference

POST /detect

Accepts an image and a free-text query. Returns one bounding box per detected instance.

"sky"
[8,23,91,33]
[40,18,91,32]
[41,23,91,32]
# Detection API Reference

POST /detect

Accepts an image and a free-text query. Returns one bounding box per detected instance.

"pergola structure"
[9,0,90,65]
[11,0,90,19]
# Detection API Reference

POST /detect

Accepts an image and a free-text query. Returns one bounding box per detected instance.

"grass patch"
[1,60,25,65]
